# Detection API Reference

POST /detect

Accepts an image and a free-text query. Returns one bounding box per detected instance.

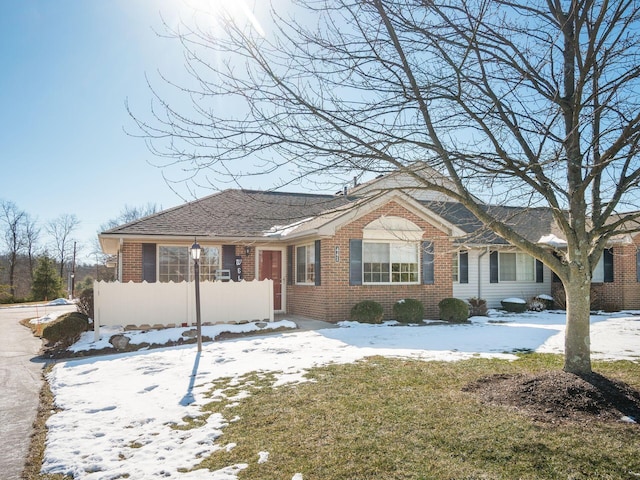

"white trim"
[295,243,316,285]
[256,246,287,313]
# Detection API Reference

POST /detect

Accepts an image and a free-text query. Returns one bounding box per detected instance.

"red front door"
[259,250,282,310]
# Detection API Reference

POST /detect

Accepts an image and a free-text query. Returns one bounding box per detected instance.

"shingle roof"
[101,188,563,245]
[101,189,354,238]
[422,201,560,245]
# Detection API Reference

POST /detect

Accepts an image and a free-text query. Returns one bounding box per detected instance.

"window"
[499,252,534,282]
[453,250,469,283]
[158,245,220,282]
[296,244,315,284]
[363,242,418,284]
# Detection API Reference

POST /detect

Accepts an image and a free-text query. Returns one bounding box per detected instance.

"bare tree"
[131,0,640,374]
[24,214,40,282]
[47,214,80,278]
[100,203,160,231]
[0,200,27,297]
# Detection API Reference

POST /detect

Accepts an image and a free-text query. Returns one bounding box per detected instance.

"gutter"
[477,247,489,299]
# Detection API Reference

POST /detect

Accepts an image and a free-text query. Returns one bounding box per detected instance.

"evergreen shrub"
[501,298,527,313]
[393,298,425,323]
[438,297,469,323]
[42,312,90,347]
[350,300,384,324]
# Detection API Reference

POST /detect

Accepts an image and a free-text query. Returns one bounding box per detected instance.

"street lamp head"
[191,241,201,261]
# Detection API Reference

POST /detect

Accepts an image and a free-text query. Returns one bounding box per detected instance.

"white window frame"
[452,251,460,283]
[295,244,316,285]
[362,241,419,285]
[157,245,221,283]
[498,251,535,282]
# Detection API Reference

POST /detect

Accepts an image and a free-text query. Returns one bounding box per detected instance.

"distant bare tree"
[0,200,27,297]
[24,214,40,282]
[100,203,159,231]
[47,214,80,277]
[92,203,160,265]
[132,0,640,374]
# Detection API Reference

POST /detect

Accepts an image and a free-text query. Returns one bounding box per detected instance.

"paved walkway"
[0,304,75,480]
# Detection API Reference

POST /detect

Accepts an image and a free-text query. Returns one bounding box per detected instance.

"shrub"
[501,298,527,313]
[527,298,547,312]
[350,300,384,324]
[393,298,425,323]
[528,294,554,312]
[438,298,469,323]
[467,297,488,317]
[76,288,94,319]
[42,312,90,347]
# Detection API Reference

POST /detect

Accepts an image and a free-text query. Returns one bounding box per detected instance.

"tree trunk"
[563,275,592,374]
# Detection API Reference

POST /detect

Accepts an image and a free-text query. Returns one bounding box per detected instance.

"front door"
[259,250,283,311]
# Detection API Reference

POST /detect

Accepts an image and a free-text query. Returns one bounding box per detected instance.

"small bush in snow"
[501,298,527,313]
[467,297,488,317]
[393,298,424,323]
[438,298,469,323]
[76,288,94,319]
[527,298,547,312]
[350,300,384,324]
[42,312,90,347]
[528,294,553,312]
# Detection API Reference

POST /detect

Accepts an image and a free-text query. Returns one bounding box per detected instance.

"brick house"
[99,171,640,322]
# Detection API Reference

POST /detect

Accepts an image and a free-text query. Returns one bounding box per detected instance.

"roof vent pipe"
[343,185,348,196]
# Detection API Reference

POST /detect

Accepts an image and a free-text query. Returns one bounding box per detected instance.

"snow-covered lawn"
[43,311,640,479]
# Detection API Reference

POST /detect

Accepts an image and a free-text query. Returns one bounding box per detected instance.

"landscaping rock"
[109,334,131,351]
[182,329,198,338]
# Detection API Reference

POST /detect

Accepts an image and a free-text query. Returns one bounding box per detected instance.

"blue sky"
[1,1,274,262]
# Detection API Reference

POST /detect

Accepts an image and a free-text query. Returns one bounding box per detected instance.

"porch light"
[245,246,251,256]
[191,241,201,261]
[191,240,202,352]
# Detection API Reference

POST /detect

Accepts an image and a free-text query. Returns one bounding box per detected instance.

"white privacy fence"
[94,279,274,338]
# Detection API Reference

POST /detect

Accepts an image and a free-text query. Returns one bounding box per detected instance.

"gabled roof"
[99,185,568,254]
[423,202,561,245]
[100,189,353,245]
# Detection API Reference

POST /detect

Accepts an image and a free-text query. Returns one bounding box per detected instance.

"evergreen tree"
[31,255,64,301]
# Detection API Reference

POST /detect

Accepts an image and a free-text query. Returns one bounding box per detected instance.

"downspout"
[477,247,489,299]
[118,238,123,282]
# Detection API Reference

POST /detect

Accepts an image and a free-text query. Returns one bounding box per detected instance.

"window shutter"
[422,241,434,285]
[314,240,321,286]
[459,251,469,284]
[603,248,614,283]
[287,245,294,286]
[489,251,499,283]
[142,243,156,283]
[349,239,362,286]
[222,245,236,281]
[536,259,544,283]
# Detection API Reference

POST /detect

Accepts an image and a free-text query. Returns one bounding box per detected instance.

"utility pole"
[70,241,76,299]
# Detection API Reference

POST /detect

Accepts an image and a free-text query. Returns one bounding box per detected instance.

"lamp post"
[191,241,202,352]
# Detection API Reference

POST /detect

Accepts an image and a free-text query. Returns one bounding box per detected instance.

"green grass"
[25,354,640,480]
[190,355,640,480]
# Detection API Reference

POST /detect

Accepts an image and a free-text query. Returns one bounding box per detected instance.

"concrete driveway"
[0,303,76,480]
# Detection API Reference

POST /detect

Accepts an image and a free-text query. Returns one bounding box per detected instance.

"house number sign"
[235,256,243,281]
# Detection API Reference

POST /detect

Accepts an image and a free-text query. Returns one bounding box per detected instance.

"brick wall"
[121,242,143,283]
[287,201,453,322]
[599,241,640,310]
[551,241,640,311]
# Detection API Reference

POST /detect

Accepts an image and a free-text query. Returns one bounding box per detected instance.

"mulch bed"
[463,370,640,425]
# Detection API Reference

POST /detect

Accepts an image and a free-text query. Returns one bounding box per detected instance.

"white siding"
[453,248,553,308]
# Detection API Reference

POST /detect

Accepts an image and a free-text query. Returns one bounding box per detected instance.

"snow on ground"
[43,311,640,479]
